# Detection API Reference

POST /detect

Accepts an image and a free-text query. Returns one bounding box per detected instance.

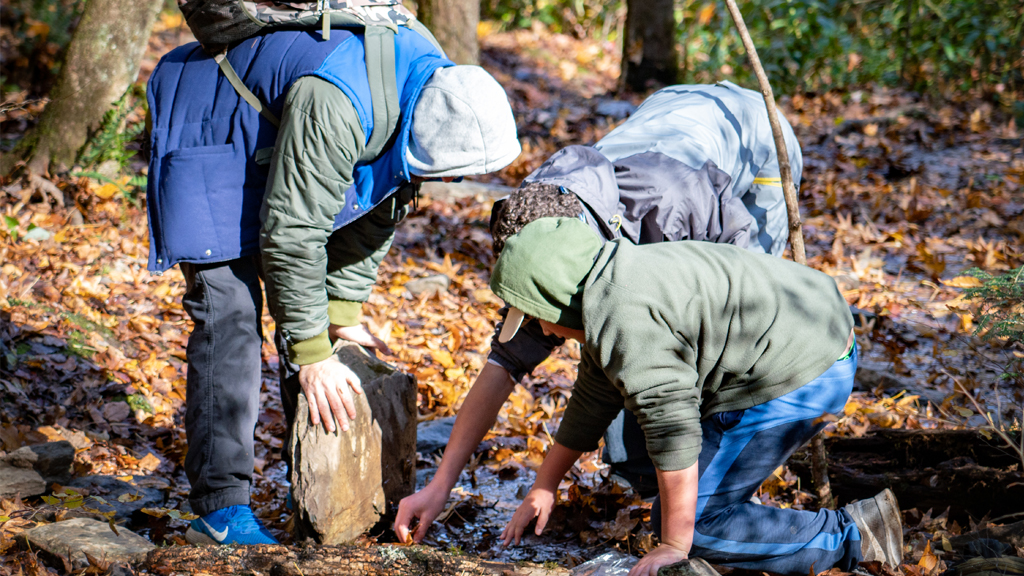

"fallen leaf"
[432,349,455,369]
[943,276,983,288]
[919,541,938,573]
[94,183,120,200]
[137,453,161,472]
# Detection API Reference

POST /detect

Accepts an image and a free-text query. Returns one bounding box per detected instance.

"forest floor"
[2,13,1024,576]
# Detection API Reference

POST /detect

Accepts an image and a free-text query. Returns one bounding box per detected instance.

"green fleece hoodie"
[490,217,854,472]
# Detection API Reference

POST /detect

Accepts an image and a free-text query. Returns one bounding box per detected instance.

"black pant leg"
[275,330,302,477]
[181,257,265,516]
[602,408,657,476]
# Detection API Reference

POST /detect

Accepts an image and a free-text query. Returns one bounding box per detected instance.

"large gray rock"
[0,441,75,497]
[0,463,45,499]
[417,416,456,454]
[18,518,155,570]
[66,475,169,524]
[290,342,417,544]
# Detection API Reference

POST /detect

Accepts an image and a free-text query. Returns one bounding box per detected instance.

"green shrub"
[680,0,1024,94]
[482,0,624,39]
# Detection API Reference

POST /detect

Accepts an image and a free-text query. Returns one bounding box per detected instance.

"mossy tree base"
[5,0,162,179]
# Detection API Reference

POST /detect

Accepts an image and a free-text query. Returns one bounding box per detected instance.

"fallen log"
[789,430,1024,522]
[949,520,1024,551]
[141,544,569,575]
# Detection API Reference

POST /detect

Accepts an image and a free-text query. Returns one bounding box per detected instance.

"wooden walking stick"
[721,0,835,510]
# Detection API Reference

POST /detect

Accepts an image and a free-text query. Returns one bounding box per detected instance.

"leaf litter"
[1,19,1023,576]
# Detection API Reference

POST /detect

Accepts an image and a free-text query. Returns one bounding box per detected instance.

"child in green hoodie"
[490,217,902,576]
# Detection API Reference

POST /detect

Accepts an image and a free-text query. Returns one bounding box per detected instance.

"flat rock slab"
[67,475,169,524]
[19,517,155,570]
[291,342,417,544]
[0,441,75,497]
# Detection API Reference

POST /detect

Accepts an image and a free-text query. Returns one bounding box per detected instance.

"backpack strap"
[214,52,281,128]
[408,18,445,55]
[360,24,399,163]
[214,18,442,165]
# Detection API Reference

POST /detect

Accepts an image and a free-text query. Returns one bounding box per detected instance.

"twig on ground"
[946,369,1024,470]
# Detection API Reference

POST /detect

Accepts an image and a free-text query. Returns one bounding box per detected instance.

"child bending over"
[490,218,902,576]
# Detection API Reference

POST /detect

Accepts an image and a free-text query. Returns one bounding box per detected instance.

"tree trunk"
[418,0,479,65]
[2,0,162,177]
[620,0,678,91]
[142,544,569,575]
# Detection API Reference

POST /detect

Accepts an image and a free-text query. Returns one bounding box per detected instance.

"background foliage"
[484,0,1024,97]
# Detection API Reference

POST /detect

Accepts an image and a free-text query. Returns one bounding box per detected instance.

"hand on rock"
[329,323,393,356]
[629,544,689,576]
[298,356,363,433]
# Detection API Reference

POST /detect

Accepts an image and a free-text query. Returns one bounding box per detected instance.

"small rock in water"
[19,518,155,570]
[0,441,74,497]
[594,100,637,119]
[405,274,450,297]
[417,416,456,454]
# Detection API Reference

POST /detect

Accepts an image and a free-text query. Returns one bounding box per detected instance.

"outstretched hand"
[628,544,689,576]
[298,356,363,433]
[329,323,392,356]
[501,487,555,547]
[394,483,449,544]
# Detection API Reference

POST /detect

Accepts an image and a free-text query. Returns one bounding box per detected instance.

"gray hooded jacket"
[488,81,803,381]
[596,81,802,256]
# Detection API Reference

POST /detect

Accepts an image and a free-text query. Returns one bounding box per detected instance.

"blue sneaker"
[185,505,279,545]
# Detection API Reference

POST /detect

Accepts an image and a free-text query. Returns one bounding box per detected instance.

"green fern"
[78,88,145,172]
[965,267,1024,382]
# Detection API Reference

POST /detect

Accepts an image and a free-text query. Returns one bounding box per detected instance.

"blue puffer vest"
[146,28,452,272]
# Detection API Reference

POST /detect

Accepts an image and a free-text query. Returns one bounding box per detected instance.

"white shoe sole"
[185,527,220,545]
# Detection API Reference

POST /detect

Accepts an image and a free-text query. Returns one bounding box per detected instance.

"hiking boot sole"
[846,488,903,567]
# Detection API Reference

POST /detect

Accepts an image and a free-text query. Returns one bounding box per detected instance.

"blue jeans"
[650,351,861,575]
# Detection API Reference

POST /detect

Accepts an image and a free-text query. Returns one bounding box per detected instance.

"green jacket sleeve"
[553,349,625,452]
[324,197,408,315]
[260,75,367,366]
[555,281,704,471]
